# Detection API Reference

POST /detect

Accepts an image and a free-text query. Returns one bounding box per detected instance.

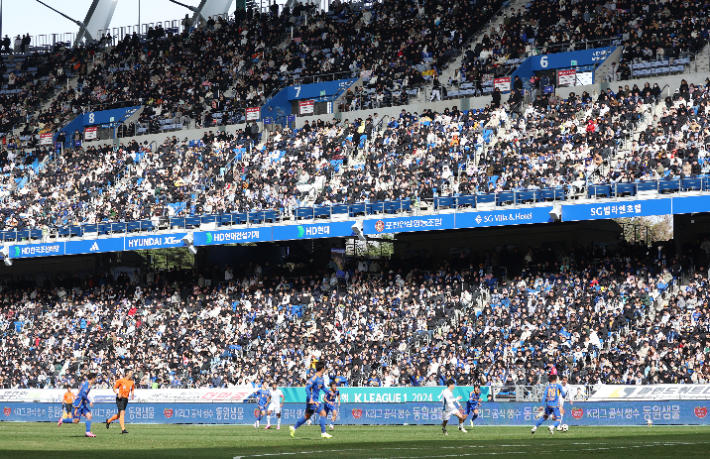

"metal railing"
[2,175,710,243]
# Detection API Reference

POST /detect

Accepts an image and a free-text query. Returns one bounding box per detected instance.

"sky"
[1,0,235,41]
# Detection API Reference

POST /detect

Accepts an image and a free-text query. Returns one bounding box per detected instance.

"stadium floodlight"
[351,221,366,242]
[549,204,562,222]
[0,246,12,267]
[181,232,198,255]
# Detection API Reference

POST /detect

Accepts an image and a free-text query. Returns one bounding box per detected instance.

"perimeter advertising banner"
[279,386,491,404]
[0,388,257,404]
[590,384,710,401]
[2,401,708,425]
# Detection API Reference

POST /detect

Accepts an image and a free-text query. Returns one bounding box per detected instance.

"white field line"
[234,441,710,459]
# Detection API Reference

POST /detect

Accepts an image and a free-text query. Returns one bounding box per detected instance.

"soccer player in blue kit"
[253,381,270,429]
[323,380,340,431]
[59,373,97,437]
[532,374,564,435]
[465,386,483,427]
[290,361,332,438]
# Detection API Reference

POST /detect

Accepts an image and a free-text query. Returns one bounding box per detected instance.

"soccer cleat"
[121,430,128,434]
[253,422,258,429]
[57,418,63,427]
[289,426,296,438]
[276,426,281,430]
[459,426,467,433]
[329,424,335,431]
[470,420,474,427]
[531,426,537,434]
[534,411,544,420]
[556,426,563,431]
[443,427,448,436]
[548,426,554,435]
[321,432,332,438]
[105,420,110,430]
[265,425,271,430]
[85,432,97,438]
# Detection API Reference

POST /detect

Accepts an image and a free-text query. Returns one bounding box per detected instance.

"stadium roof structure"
[34,0,235,47]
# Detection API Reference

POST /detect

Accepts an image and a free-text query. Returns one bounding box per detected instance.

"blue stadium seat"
[436,197,455,209]
[497,191,515,205]
[682,178,702,191]
[367,202,385,214]
[456,195,476,208]
[658,180,680,194]
[588,185,611,198]
[349,203,367,216]
[614,183,636,197]
[295,207,315,220]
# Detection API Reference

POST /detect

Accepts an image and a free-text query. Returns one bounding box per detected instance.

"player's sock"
[534,416,546,428]
[552,420,561,429]
[108,414,119,423]
[471,414,478,421]
[85,420,92,433]
[319,415,326,434]
[293,416,306,430]
[266,415,271,426]
[277,417,281,428]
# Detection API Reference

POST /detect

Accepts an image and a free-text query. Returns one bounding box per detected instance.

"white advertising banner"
[0,387,258,403]
[589,384,710,401]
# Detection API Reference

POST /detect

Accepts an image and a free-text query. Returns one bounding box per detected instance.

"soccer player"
[265,382,284,430]
[556,375,572,431]
[253,381,270,429]
[60,373,97,437]
[532,374,564,435]
[58,386,75,425]
[290,361,332,439]
[465,385,483,428]
[441,378,467,435]
[323,380,340,431]
[105,369,135,434]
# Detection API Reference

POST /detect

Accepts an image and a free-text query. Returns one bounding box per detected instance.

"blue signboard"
[673,196,710,215]
[65,238,126,255]
[2,401,709,426]
[193,228,272,246]
[263,117,272,125]
[287,114,296,122]
[11,242,64,259]
[562,198,672,222]
[286,79,353,101]
[83,106,141,126]
[363,214,455,235]
[529,47,615,71]
[456,207,553,229]
[125,234,188,250]
[272,221,355,241]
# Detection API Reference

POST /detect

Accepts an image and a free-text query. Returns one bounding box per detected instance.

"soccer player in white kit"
[265,382,285,429]
[441,378,467,435]
[556,375,572,430]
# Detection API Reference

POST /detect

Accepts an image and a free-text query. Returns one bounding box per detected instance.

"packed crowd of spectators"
[0,237,709,389]
[4,77,710,231]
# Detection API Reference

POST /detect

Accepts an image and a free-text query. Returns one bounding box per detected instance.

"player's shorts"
[305,402,321,414]
[442,407,460,421]
[465,402,479,414]
[267,403,282,414]
[544,406,561,419]
[63,403,73,413]
[258,403,268,412]
[72,404,90,421]
[116,397,128,411]
[324,403,336,415]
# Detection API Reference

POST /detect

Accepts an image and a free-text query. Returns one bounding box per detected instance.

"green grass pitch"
[1,423,709,459]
